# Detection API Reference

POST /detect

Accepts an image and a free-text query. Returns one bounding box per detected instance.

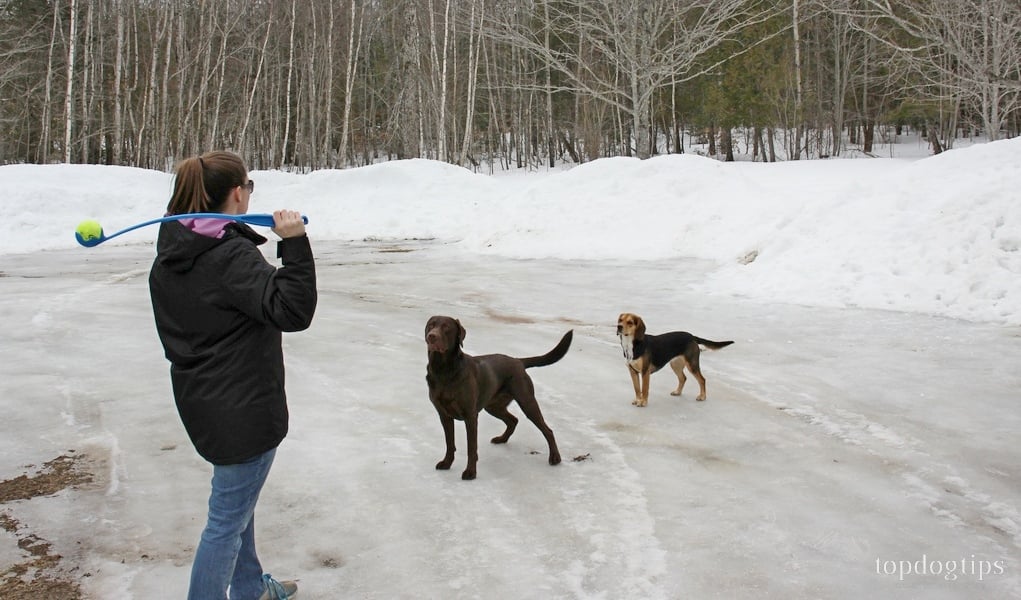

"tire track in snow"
[726,362,1021,558]
[533,381,669,600]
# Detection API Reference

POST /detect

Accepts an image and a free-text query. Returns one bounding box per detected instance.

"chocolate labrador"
[424,315,572,480]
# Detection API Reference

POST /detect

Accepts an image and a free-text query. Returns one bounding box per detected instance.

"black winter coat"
[149,220,317,465]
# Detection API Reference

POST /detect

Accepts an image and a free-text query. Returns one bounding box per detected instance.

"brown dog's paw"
[435,459,453,470]
[461,468,476,480]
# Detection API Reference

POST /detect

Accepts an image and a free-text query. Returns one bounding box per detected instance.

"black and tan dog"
[424,316,572,480]
[616,312,733,407]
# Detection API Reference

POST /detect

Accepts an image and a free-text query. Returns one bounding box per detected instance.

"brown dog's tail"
[520,330,573,368]
[694,337,733,350]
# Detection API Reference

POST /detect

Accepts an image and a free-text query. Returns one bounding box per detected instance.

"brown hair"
[167,151,247,215]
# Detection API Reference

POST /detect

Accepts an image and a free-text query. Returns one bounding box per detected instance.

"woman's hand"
[271,209,306,239]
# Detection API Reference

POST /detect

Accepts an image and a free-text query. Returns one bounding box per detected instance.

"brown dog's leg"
[463,415,479,480]
[510,379,561,466]
[669,357,688,397]
[436,414,456,471]
[485,402,518,444]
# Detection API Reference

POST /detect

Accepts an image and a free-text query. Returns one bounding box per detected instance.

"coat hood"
[154,220,267,273]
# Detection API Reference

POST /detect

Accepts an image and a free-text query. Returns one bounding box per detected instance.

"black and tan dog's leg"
[436,414,457,471]
[628,366,644,406]
[687,353,709,401]
[669,356,688,397]
[638,371,651,407]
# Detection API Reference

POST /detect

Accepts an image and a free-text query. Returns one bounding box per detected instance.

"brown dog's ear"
[635,316,646,339]
[456,319,466,347]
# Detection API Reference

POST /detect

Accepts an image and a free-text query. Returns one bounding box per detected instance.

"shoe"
[258,573,298,600]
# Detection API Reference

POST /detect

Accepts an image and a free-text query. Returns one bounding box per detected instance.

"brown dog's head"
[616,313,646,340]
[425,315,466,355]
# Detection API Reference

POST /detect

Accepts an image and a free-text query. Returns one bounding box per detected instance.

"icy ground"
[1,239,1018,599]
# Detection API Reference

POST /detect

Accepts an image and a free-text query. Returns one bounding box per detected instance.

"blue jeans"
[188,448,276,600]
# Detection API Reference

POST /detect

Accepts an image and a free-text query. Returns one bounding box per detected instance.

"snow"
[4,136,1020,325]
[0,136,1019,598]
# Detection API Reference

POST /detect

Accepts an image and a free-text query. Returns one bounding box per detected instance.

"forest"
[1,0,1019,171]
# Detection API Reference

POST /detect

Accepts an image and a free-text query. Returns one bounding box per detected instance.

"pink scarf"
[179,217,231,239]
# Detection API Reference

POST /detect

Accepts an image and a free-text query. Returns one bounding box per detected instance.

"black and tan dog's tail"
[521,330,574,368]
[695,336,734,351]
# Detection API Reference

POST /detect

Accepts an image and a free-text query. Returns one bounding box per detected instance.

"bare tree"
[848,0,1021,142]
[428,0,453,161]
[41,4,62,163]
[486,0,784,159]
[239,16,273,155]
[457,0,485,167]
[791,0,804,159]
[63,0,79,163]
[281,0,297,167]
[112,0,126,164]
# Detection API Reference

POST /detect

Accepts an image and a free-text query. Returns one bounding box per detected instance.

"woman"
[149,151,317,600]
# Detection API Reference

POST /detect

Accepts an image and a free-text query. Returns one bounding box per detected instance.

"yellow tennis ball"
[75,219,104,245]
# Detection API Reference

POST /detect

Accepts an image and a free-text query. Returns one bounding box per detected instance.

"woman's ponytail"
[167,151,247,215]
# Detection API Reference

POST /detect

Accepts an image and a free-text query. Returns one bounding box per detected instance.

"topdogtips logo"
[876,555,1006,582]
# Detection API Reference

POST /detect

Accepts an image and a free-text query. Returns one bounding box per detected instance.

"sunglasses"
[242,179,255,193]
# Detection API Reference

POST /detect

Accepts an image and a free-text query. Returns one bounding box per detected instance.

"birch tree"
[63,0,79,163]
[457,0,485,166]
[42,4,62,162]
[791,0,804,159]
[112,0,126,164]
[281,0,297,167]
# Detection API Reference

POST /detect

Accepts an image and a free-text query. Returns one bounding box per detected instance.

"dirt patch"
[483,308,536,324]
[0,454,92,503]
[0,453,91,600]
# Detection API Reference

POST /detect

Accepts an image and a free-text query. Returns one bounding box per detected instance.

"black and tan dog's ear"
[634,316,646,339]
[456,319,466,347]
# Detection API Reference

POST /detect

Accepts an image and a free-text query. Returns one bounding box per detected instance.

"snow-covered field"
[0,136,1018,598]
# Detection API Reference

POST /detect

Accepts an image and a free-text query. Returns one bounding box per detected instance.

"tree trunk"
[792,0,803,160]
[282,0,297,168]
[63,0,79,163]
[240,19,273,155]
[112,0,125,165]
[459,0,484,167]
[721,127,734,161]
[41,4,61,163]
